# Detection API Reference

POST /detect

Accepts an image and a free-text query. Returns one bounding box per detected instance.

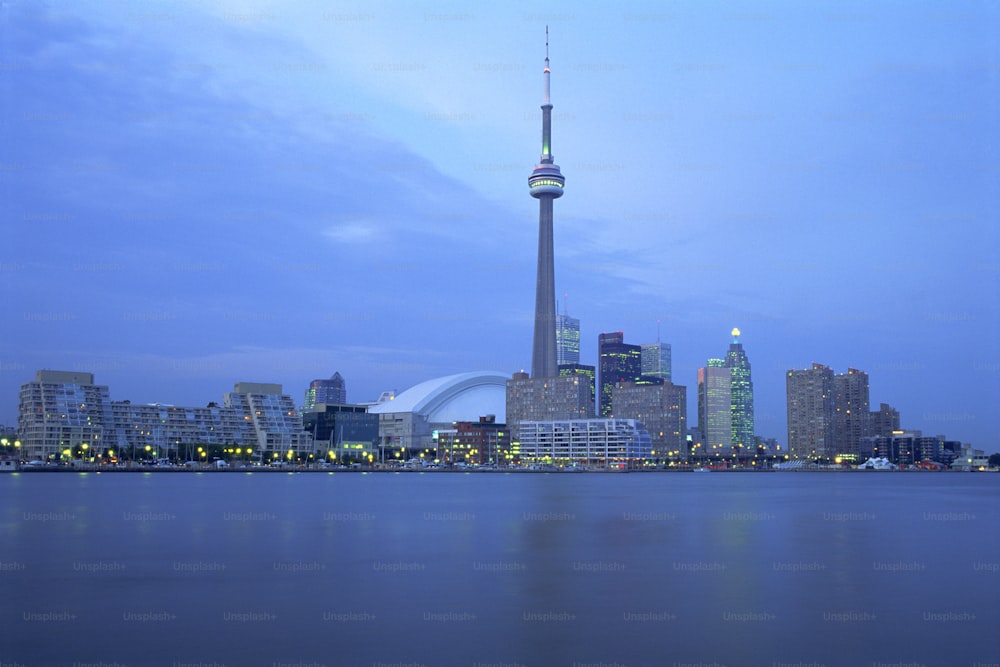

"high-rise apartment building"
[303,372,346,411]
[786,363,835,460]
[697,359,732,457]
[724,328,754,449]
[558,363,596,416]
[556,311,581,366]
[506,372,591,441]
[613,381,687,461]
[598,332,642,417]
[832,368,870,462]
[869,402,901,438]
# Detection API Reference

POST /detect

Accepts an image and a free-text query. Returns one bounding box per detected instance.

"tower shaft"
[532,197,557,378]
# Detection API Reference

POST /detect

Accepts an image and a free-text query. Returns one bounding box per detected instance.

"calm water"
[1,471,998,667]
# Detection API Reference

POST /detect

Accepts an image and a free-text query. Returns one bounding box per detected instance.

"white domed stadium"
[368,371,508,453]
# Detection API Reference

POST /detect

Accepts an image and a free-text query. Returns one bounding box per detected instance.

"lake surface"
[1,471,998,667]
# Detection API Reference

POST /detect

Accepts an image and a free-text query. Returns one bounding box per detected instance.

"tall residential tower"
[786,363,835,460]
[529,28,566,379]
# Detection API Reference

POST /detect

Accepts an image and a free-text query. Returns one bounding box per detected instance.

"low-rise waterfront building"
[436,415,511,465]
[302,403,378,462]
[518,418,651,465]
[17,371,114,461]
[17,371,312,462]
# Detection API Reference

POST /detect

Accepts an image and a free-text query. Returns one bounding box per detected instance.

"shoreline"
[7,465,989,474]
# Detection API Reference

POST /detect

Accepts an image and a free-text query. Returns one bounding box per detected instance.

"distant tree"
[989,453,1000,469]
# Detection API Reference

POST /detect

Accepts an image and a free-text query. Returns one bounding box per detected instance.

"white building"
[369,372,507,454]
[17,371,311,461]
[223,382,312,459]
[17,371,113,460]
[519,419,652,465]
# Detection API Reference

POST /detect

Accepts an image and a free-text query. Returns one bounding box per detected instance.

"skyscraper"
[598,332,642,417]
[786,363,835,460]
[697,359,732,456]
[556,308,580,366]
[641,341,671,382]
[529,28,566,379]
[303,372,347,411]
[832,368,870,462]
[724,328,754,449]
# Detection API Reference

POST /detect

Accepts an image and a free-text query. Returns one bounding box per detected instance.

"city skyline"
[3,2,997,452]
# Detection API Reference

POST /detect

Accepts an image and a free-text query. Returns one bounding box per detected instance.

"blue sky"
[3,1,998,452]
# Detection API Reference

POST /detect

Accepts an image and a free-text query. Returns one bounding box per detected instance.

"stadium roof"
[368,371,508,423]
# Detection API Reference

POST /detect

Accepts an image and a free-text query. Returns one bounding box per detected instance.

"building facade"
[302,403,378,461]
[518,418,652,465]
[557,363,596,416]
[598,332,642,417]
[612,381,687,461]
[110,401,252,461]
[223,382,312,460]
[506,372,592,441]
[869,402,901,438]
[724,329,754,450]
[556,312,581,366]
[832,368,870,462]
[786,363,835,460]
[436,415,512,465]
[18,371,312,462]
[303,372,347,411]
[697,360,732,458]
[641,341,672,383]
[17,371,114,461]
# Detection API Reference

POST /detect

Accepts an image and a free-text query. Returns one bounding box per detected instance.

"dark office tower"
[698,359,732,456]
[724,328,754,450]
[870,402,901,438]
[529,28,566,379]
[303,372,347,412]
[556,308,581,366]
[598,332,642,417]
[832,368,870,462]
[786,363,835,461]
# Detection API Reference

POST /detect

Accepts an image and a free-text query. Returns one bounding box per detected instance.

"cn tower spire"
[529,27,565,379]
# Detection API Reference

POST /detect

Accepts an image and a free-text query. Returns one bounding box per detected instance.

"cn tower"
[528,28,565,379]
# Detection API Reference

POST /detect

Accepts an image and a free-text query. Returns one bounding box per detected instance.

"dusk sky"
[3,1,998,452]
